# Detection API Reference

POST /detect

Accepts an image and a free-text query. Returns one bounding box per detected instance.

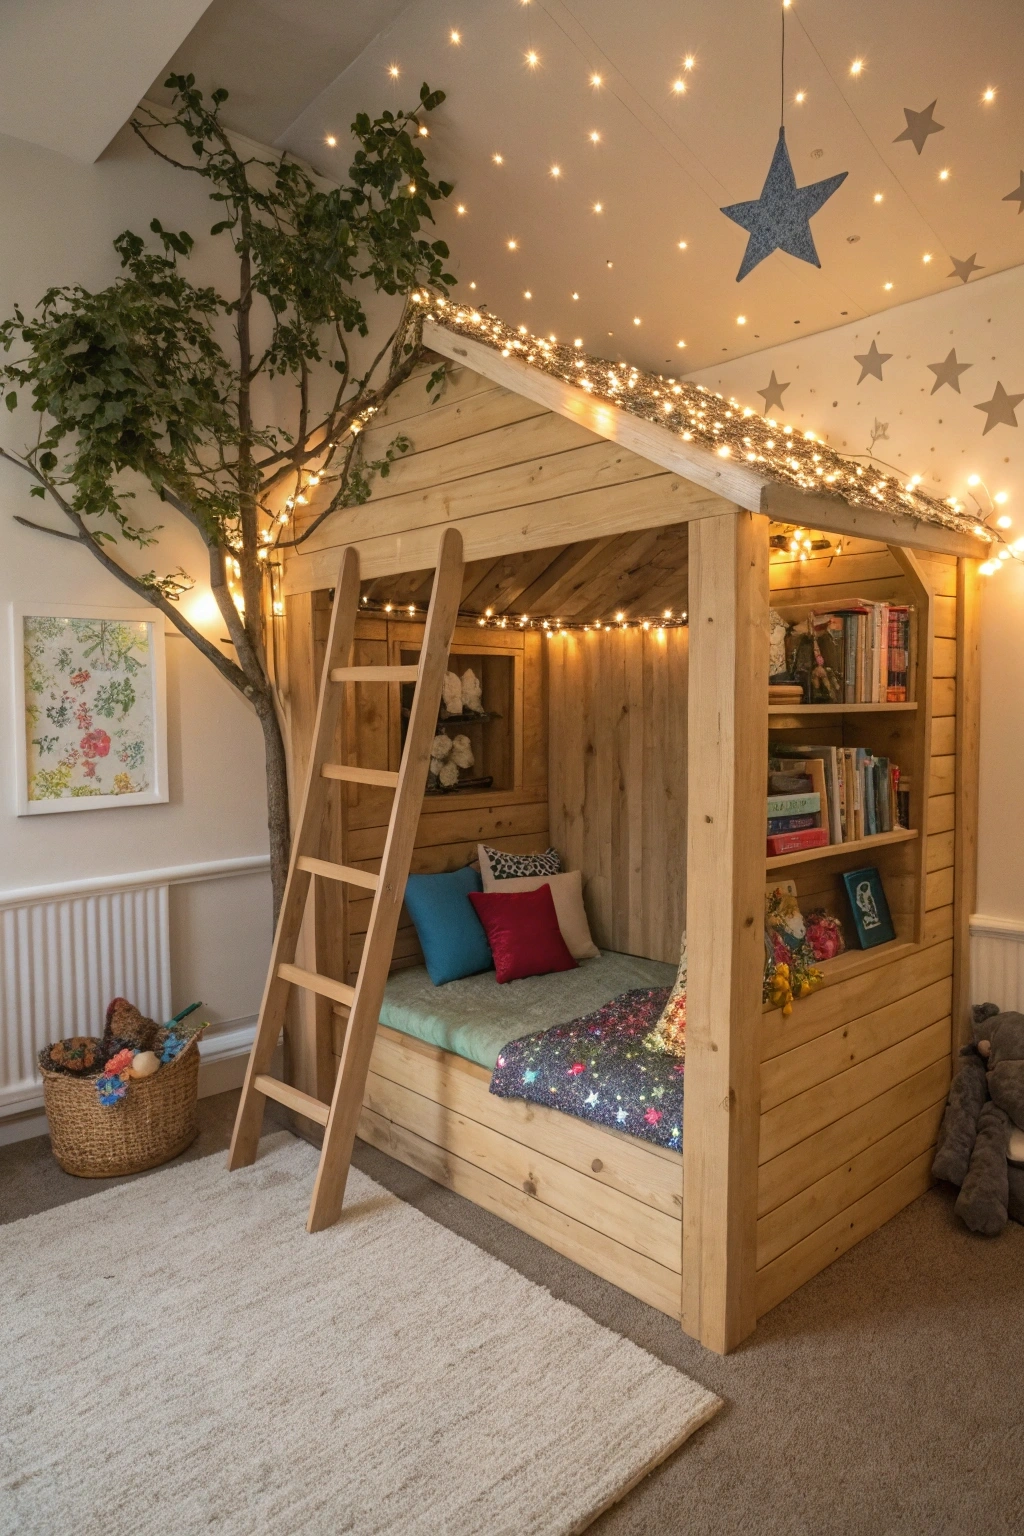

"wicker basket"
[41,1038,201,1178]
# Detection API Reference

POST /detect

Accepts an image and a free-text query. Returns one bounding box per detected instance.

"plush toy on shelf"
[932,1002,1024,1234]
[441,670,463,718]
[461,667,483,715]
[450,734,475,771]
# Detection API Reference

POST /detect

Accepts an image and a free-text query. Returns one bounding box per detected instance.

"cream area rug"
[0,1134,719,1536]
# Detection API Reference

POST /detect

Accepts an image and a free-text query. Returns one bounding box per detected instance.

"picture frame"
[10,601,168,816]
[841,866,896,949]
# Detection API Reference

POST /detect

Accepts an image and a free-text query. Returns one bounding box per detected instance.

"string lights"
[356,595,688,633]
[415,294,992,541]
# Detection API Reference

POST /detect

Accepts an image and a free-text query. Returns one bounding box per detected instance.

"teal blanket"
[379,951,677,1071]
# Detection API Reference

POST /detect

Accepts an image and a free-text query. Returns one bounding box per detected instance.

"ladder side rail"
[228,547,362,1170]
[306,526,465,1230]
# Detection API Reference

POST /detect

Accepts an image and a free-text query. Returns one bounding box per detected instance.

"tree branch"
[3,450,249,692]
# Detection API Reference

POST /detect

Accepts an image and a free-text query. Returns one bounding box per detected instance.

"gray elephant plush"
[932,1002,1024,1235]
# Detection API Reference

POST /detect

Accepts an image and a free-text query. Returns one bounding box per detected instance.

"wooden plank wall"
[547,625,687,964]
[284,362,729,593]
[755,537,958,1314]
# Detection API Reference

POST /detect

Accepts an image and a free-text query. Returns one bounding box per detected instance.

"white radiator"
[0,885,171,1113]
[970,916,1024,1015]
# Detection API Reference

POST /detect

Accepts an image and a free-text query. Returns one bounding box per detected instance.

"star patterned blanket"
[488,988,683,1151]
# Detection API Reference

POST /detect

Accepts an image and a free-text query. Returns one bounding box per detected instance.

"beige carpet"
[0,1133,719,1536]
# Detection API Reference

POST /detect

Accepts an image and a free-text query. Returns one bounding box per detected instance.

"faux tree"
[0,75,455,918]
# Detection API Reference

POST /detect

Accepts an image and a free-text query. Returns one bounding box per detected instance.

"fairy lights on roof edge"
[411,293,991,543]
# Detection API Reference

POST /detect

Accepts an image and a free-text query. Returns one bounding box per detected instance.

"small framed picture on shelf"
[841,866,896,949]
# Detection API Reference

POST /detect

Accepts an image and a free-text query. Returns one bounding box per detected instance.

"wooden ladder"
[228,527,464,1231]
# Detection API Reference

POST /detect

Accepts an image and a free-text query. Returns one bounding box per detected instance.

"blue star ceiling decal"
[721,128,847,281]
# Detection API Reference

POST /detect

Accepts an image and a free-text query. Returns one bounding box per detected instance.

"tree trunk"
[254,692,291,923]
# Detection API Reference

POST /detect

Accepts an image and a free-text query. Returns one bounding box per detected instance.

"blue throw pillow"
[404,865,494,986]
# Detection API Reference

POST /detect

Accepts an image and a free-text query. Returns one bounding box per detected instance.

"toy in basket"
[39,998,208,1177]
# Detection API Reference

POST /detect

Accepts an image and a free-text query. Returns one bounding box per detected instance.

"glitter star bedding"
[489,988,684,1152]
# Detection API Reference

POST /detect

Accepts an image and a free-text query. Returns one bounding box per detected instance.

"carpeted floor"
[4,1091,1023,1535]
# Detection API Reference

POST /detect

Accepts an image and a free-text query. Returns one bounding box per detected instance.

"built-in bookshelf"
[764,542,934,956]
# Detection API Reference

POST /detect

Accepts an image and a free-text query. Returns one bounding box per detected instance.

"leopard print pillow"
[480,844,562,881]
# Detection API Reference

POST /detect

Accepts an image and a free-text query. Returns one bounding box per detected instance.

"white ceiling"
[0,0,212,163]
[279,0,1024,370]
[2,0,1022,371]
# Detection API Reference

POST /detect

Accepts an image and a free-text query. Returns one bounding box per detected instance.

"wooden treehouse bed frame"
[256,308,981,1354]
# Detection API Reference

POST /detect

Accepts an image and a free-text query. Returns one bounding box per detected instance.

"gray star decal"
[928,349,972,394]
[720,127,847,281]
[1003,172,1024,213]
[893,101,945,155]
[854,340,892,384]
[948,253,984,284]
[975,381,1024,434]
[758,371,790,413]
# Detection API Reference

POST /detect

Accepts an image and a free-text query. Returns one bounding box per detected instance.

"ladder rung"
[330,665,419,683]
[278,962,357,1008]
[321,763,399,788]
[254,1074,330,1126]
[296,855,378,891]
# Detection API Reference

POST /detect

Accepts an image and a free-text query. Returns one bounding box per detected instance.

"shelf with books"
[765,826,918,870]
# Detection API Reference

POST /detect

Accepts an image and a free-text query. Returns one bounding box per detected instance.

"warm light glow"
[883,281,893,290]
[795,90,806,103]
[324,134,337,147]
[388,64,400,78]
[633,316,641,325]
[850,58,864,75]
[418,125,429,137]
[873,192,884,203]
[469,281,476,289]
[677,340,686,348]
[677,240,687,250]
[615,611,625,622]
[492,152,504,164]
[968,474,981,486]
[671,78,686,94]
[683,54,695,69]
[995,491,1010,504]
[456,203,466,214]
[939,168,950,180]
[450,29,461,43]
[737,314,747,324]
[550,164,561,177]
[717,445,731,457]
[574,337,583,346]
[524,290,532,298]
[525,49,539,67]
[590,73,603,87]
[923,253,932,263]
[996,514,1013,529]
[571,291,579,300]
[589,130,601,143]
[983,87,996,103]
[592,201,603,212]
[507,238,518,249]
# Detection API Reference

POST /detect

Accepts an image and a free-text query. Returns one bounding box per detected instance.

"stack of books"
[780,603,915,704]
[766,743,910,857]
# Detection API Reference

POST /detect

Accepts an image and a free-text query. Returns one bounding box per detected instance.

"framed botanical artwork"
[11,602,168,815]
[841,866,896,949]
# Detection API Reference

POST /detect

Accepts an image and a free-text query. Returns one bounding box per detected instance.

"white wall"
[687,264,1024,999]
[0,121,274,1121]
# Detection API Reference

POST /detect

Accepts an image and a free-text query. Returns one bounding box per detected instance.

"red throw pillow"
[468,884,578,984]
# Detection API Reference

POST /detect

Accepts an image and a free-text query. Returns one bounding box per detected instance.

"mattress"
[378,950,677,1071]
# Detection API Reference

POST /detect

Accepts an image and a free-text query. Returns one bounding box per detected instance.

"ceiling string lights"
[417,295,991,541]
[356,596,688,634]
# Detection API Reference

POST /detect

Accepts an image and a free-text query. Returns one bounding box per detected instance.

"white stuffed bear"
[461,667,483,715]
[451,734,475,771]
[428,732,453,791]
[441,671,463,718]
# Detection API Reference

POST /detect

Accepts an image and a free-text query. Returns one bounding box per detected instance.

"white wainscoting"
[970,914,1024,1013]
[0,856,268,1136]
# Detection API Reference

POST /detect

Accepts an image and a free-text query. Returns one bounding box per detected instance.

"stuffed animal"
[461,667,483,715]
[428,732,453,790]
[450,734,475,771]
[932,1002,1024,1234]
[441,671,463,718]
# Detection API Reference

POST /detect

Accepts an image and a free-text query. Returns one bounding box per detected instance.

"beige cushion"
[478,868,599,960]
